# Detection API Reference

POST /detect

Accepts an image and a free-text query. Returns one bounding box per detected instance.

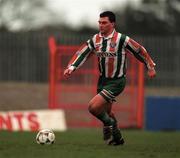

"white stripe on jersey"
[105,39,111,77]
[105,58,108,77]
[104,39,109,77]
[112,33,122,78]
[87,40,93,50]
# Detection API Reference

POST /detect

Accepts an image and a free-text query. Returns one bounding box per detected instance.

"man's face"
[98,17,114,35]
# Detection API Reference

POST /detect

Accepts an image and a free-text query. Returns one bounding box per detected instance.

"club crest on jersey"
[95,43,101,51]
[95,43,101,48]
[110,42,116,48]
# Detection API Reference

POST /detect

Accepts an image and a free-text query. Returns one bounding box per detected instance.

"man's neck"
[102,29,115,38]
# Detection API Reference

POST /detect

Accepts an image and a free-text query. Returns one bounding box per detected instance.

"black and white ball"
[36,129,55,145]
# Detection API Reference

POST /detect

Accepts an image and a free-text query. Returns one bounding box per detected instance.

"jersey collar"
[99,29,116,39]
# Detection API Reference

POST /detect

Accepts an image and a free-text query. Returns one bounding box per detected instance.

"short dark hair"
[100,11,116,23]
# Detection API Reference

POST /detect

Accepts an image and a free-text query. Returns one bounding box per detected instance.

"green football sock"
[96,111,114,126]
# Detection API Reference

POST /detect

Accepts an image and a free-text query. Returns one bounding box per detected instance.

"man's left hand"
[147,68,156,78]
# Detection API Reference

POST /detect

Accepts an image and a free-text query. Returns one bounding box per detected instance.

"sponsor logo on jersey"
[96,51,117,57]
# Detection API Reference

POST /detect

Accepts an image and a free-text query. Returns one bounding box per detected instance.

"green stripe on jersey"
[73,47,91,67]
[114,34,126,77]
[126,44,146,64]
[88,39,95,49]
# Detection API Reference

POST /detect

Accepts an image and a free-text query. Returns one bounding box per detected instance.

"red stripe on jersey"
[107,32,118,77]
[68,43,87,66]
[128,39,140,51]
[78,43,88,52]
[95,34,101,52]
[108,58,114,77]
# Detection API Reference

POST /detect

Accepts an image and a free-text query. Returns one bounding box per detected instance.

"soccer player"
[64,11,156,146]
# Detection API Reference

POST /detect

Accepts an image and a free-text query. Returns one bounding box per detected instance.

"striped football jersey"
[68,29,152,78]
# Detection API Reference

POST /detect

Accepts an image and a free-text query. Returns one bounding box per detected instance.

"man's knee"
[88,100,103,115]
[88,94,107,115]
[88,100,94,114]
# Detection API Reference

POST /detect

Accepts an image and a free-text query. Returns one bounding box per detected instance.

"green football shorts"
[97,76,126,103]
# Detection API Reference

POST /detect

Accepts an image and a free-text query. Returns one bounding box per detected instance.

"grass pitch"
[0,129,179,158]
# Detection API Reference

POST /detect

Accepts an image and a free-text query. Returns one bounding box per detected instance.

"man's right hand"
[147,62,156,79]
[63,68,73,79]
[147,68,156,79]
[63,66,75,79]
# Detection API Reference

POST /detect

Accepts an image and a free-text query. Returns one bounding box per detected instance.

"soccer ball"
[36,129,55,145]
